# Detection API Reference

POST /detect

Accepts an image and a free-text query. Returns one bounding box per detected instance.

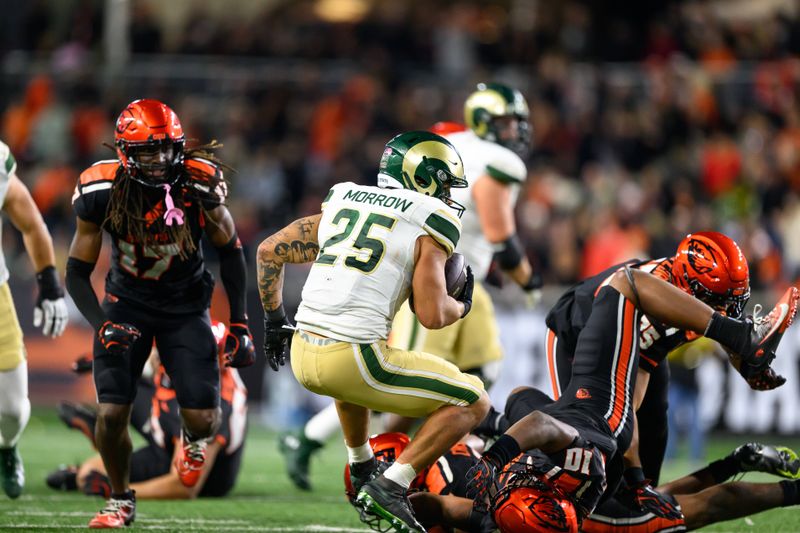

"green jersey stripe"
[425,213,460,250]
[359,344,479,404]
[5,152,15,174]
[486,164,521,184]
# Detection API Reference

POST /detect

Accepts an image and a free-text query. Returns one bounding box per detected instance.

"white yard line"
[2,525,368,532]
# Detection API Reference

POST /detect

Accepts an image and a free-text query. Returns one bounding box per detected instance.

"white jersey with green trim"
[0,141,18,286]
[295,182,462,343]
[446,130,527,281]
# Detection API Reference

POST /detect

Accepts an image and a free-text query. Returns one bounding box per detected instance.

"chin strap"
[161,183,185,226]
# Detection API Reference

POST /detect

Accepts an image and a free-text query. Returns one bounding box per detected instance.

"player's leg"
[636,361,670,485]
[659,442,800,496]
[545,328,573,400]
[291,332,487,531]
[0,363,28,499]
[677,480,800,531]
[0,282,29,499]
[89,299,153,528]
[156,311,220,488]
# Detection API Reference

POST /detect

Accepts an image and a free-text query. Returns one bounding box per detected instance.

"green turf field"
[2,409,800,532]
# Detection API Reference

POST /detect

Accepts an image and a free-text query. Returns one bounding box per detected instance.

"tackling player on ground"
[66,99,255,528]
[466,262,798,528]
[258,131,490,532]
[540,232,786,504]
[0,140,68,499]
[47,320,247,500]
[279,82,540,492]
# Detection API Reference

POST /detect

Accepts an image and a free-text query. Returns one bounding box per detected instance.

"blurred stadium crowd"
[1,0,799,405]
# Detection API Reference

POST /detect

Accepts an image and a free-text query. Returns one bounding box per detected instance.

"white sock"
[304,402,341,443]
[384,461,417,489]
[0,363,30,448]
[346,441,374,464]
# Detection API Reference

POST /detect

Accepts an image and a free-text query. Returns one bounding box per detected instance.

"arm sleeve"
[65,257,105,330]
[216,235,247,323]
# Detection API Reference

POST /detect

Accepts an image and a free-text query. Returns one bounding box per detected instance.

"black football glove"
[263,307,294,372]
[457,266,475,318]
[71,354,93,374]
[619,467,682,520]
[82,470,111,498]
[465,455,501,510]
[223,323,256,368]
[97,321,141,356]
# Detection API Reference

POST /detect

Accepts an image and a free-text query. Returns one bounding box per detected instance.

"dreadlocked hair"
[103,140,232,260]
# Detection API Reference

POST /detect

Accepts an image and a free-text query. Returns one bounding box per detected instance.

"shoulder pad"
[484,144,527,184]
[0,141,16,178]
[185,157,226,204]
[422,204,462,256]
[77,161,119,192]
[185,157,222,182]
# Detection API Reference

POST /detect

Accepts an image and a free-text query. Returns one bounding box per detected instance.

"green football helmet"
[377,131,468,216]
[464,82,530,156]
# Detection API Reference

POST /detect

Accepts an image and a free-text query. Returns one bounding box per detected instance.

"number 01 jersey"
[295,182,462,343]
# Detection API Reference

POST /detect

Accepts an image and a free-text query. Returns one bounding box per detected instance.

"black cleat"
[349,457,389,497]
[733,442,800,479]
[356,475,425,533]
[57,401,98,448]
[46,465,79,491]
[0,446,24,499]
[278,431,323,491]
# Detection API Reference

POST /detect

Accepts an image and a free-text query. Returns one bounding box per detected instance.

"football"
[445,252,468,299]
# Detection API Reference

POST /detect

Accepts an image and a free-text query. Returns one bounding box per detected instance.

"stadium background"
[1,0,800,478]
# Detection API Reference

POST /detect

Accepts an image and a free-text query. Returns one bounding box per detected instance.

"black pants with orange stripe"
[546,286,641,453]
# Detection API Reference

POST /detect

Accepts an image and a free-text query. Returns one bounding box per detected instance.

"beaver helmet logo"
[531,495,574,532]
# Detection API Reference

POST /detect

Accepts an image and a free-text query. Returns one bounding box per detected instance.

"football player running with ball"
[258,131,490,532]
[280,82,539,492]
[66,99,255,528]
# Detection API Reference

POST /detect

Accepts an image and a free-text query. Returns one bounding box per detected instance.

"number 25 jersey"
[295,182,462,344]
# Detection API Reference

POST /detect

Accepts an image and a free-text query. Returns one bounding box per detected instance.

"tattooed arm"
[256,214,321,313]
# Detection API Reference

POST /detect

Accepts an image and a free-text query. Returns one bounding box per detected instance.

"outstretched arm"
[4,174,69,337]
[4,174,56,271]
[256,214,321,314]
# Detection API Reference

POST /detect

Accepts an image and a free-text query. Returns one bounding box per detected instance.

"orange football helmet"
[343,432,411,502]
[671,231,750,317]
[114,99,185,186]
[429,121,467,136]
[493,485,579,533]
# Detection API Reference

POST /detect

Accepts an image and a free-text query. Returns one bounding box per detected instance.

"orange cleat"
[88,492,135,529]
[746,287,800,368]
[175,435,207,488]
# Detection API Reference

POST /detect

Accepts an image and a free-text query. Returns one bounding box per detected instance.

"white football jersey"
[295,182,462,343]
[0,141,17,286]
[446,130,527,280]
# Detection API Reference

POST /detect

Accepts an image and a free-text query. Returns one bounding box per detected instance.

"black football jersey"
[72,158,225,314]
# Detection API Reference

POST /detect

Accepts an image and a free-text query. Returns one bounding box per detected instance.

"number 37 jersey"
[295,182,462,344]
